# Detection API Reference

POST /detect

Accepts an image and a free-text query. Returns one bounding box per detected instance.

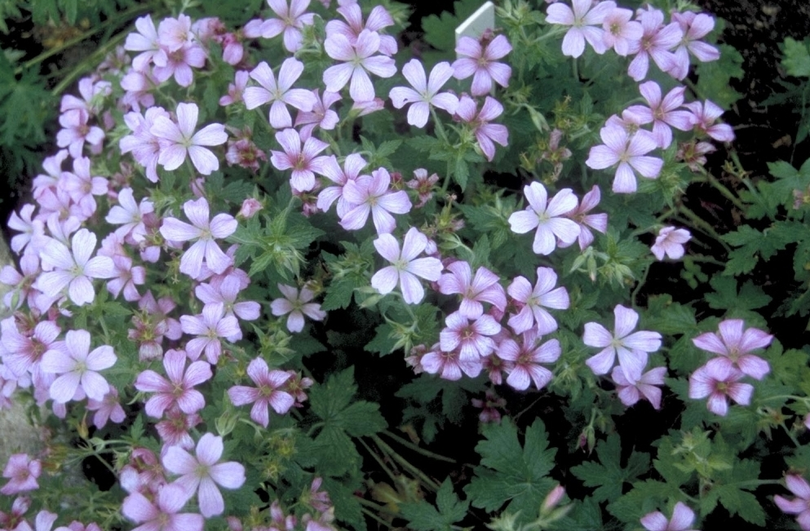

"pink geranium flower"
[295,89,341,139]
[35,228,115,306]
[56,108,105,159]
[105,187,154,244]
[452,34,512,96]
[584,304,662,382]
[624,81,694,149]
[40,329,116,403]
[546,0,615,57]
[326,3,397,56]
[586,124,663,193]
[159,197,237,280]
[86,388,126,429]
[323,29,397,102]
[316,153,367,217]
[227,357,294,427]
[120,106,171,183]
[135,349,213,418]
[123,484,204,531]
[0,454,41,495]
[124,14,164,71]
[691,319,772,380]
[163,433,246,518]
[243,59,317,129]
[389,59,458,127]
[437,261,506,319]
[508,182,580,255]
[669,12,720,80]
[627,7,682,81]
[180,303,240,364]
[455,95,509,162]
[640,502,698,531]
[601,6,642,56]
[562,185,608,250]
[370,228,443,304]
[421,343,483,381]
[507,266,569,335]
[651,226,691,260]
[269,128,329,193]
[688,358,753,416]
[340,167,412,233]
[271,283,326,333]
[256,0,315,53]
[611,365,667,409]
[150,102,228,176]
[440,311,501,363]
[684,100,734,142]
[498,330,560,391]
[1,317,60,377]
[775,475,810,531]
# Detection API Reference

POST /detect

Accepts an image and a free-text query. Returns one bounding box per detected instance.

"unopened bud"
[238,198,262,219]
[542,485,566,513]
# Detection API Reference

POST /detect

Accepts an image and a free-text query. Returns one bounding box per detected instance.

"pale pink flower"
[135,349,213,418]
[294,89,341,139]
[7,204,43,255]
[651,226,691,260]
[562,185,608,250]
[452,34,512,96]
[508,182,580,255]
[683,100,734,142]
[584,304,661,382]
[120,106,171,183]
[370,228,443,304]
[156,409,202,450]
[323,29,397,102]
[611,365,666,409]
[438,261,506,319]
[601,6,642,56]
[35,229,115,306]
[586,124,663,193]
[124,14,164,71]
[669,12,720,80]
[316,153,367,217]
[421,343,482,381]
[150,102,228,175]
[257,0,315,52]
[105,187,154,243]
[0,254,42,311]
[406,168,439,208]
[498,330,560,391]
[326,3,397,56]
[454,95,509,162]
[195,275,261,342]
[32,149,69,198]
[159,197,237,279]
[40,329,116,403]
[0,317,60,377]
[152,42,206,87]
[507,266,569,335]
[691,319,772,380]
[689,358,753,416]
[0,454,41,495]
[227,357,294,427]
[122,484,204,531]
[775,475,810,531]
[243,59,317,129]
[440,311,501,363]
[389,59,459,127]
[180,303,240,364]
[86,388,126,429]
[640,501,698,531]
[271,284,326,333]
[56,108,105,159]
[219,70,249,106]
[157,15,193,52]
[269,128,329,193]
[163,433,246,518]
[340,167,412,233]
[627,7,682,81]
[546,0,616,57]
[624,81,693,149]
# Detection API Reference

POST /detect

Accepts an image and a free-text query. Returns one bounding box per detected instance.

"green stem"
[357,437,399,486]
[380,430,457,464]
[361,507,392,528]
[699,170,747,212]
[51,31,129,96]
[371,435,441,491]
[631,261,652,307]
[781,422,802,448]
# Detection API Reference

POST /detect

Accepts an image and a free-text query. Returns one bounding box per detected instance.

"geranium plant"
[2,0,810,530]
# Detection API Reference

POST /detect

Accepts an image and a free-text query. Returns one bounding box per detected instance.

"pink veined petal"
[640,511,668,531]
[630,155,663,178]
[586,144,620,169]
[188,145,219,175]
[323,63,354,93]
[197,477,224,517]
[49,371,81,403]
[668,502,695,530]
[349,68,375,102]
[228,385,260,406]
[373,233,402,262]
[209,461,246,489]
[707,392,728,415]
[623,331,662,353]
[612,162,638,193]
[585,347,615,375]
[408,257,442,281]
[613,305,640,338]
[786,475,810,499]
[81,370,111,401]
[727,381,753,405]
[123,492,159,523]
[399,271,425,304]
[532,225,557,255]
[371,266,399,295]
[509,210,539,234]
[583,322,613,348]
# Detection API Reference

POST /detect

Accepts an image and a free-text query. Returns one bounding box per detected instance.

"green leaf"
[465,418,556,524]
[608,480,683,523]
[705,277,771,312]
[422,0,483,52]
[401,478,469,531]
[365,323,399,356]
[783,37,810,78]
[695,43,744,107]
[570,433,650,503]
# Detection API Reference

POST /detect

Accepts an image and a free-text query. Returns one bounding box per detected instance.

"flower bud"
[238,198,262,219]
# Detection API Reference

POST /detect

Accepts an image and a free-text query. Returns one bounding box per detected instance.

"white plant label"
[455,1,495,55]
